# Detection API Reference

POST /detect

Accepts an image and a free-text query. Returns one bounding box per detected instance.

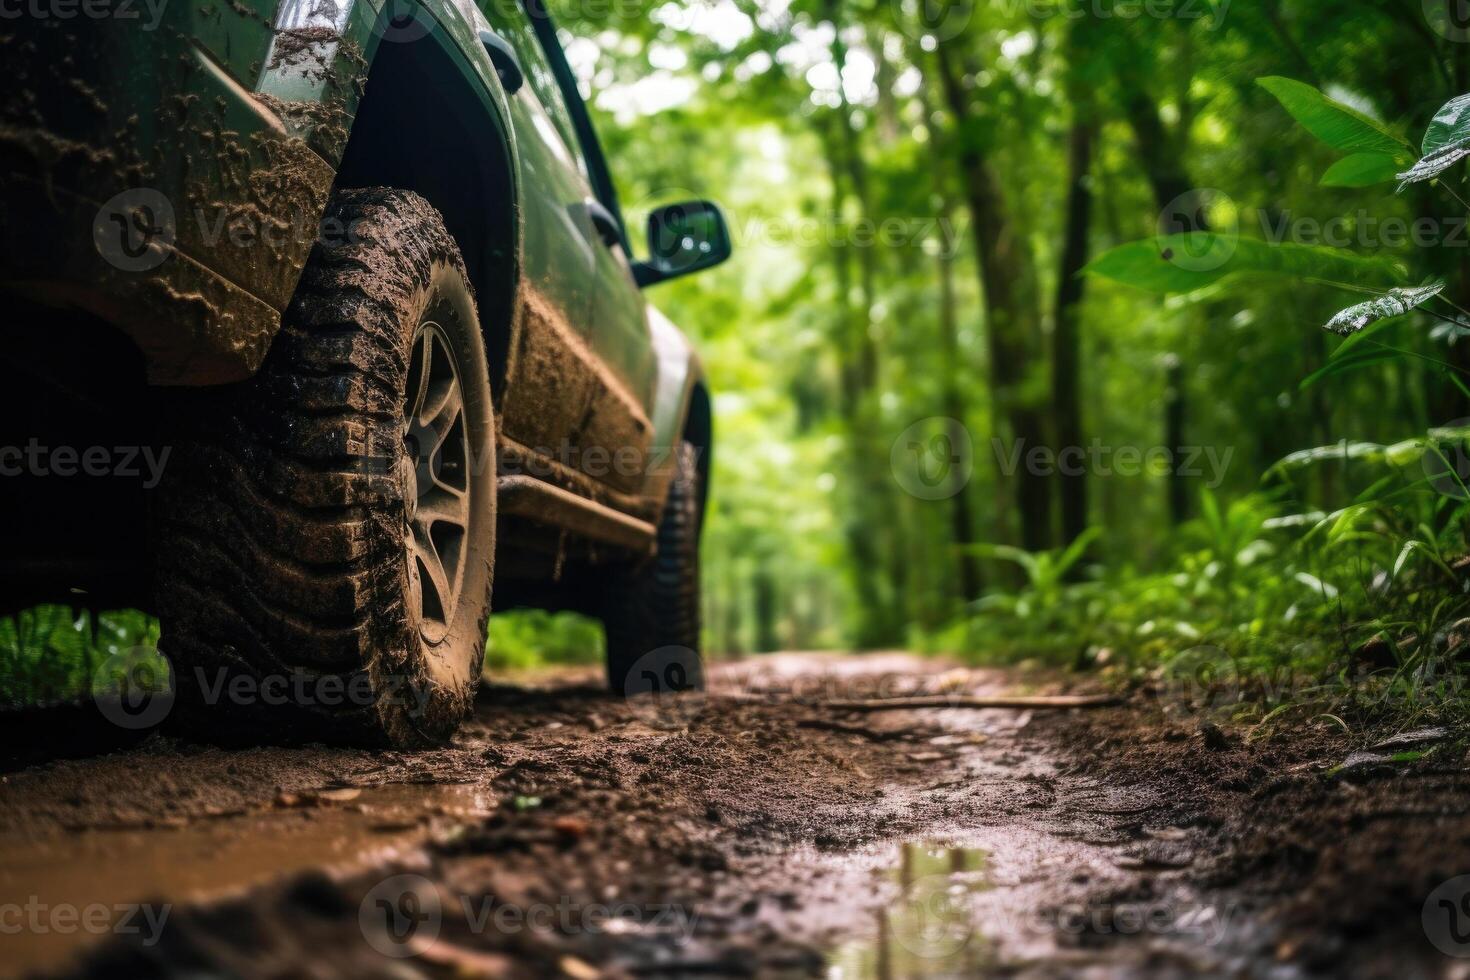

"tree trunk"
[934,39,1053,553]
[1164,354,1189,525]
[1115,39,1198,522]
[912,41,983,603]
[1053,118,1095,550]
[820,5,900,646]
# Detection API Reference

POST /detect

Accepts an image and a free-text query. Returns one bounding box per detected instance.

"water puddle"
[0,780,495,976]
[826,841,996,978]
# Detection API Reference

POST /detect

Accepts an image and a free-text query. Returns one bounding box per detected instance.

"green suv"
[0,0,728,744]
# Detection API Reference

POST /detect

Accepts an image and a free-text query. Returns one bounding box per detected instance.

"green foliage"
[1085,234,1403,294]
[1319,153,1400,188]
[485,611,604,673]
[12,1,1470,733]
[1256,76,1413,160]
[1399,93,1470,187]
[0,607,158,706]
[1324,282,1446,335]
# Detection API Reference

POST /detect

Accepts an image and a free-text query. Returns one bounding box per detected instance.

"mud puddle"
[0,781,497,975]
[1,653,1464,977]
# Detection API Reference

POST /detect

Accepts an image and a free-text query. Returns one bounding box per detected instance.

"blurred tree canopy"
[546,0,1470,671]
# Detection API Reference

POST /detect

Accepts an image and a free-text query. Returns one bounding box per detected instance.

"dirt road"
[1,653,1468,978]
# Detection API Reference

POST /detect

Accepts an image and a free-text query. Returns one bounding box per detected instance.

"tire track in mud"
[0,654,1460,978]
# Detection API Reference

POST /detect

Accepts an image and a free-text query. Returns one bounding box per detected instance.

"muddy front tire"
[154,189,496,747]
[600,441,706,697]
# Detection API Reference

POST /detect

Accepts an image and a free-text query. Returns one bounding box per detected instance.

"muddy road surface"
[2,652,1469,978]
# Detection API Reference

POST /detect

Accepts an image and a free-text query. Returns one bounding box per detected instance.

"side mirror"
[633,200,732,288]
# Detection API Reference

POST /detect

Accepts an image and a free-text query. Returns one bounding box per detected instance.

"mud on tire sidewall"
[154,189,495,748]
[602,441,705,698]
[385,260,496,739]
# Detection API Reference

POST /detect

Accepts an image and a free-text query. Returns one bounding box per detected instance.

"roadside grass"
[0,606,604,708]
[928,462,1470,734]
[0,607,158,707]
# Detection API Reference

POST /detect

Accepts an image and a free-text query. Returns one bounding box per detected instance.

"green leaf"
[1084,233,1404,295]
[1422,93,1470,155]
[1272,440,1398,471]
[1393,93,1470,188]
[1054,527,1102,577]
[1319,152,1401,187]
[1257,77,1413,158]
[1299,347,1399,390]
[962,543,1042,585]
[1323,281,1446,335]
[1396,141,1470,188]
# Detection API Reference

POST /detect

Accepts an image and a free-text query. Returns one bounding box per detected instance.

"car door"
[475,0,604,461]
[521,1,658,497]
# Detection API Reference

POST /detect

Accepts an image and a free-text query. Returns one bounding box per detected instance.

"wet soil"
[1,653,1467,978]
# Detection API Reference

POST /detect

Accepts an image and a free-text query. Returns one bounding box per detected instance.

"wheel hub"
[401,321,471,645]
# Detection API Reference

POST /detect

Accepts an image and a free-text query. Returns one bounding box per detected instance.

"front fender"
[642,305,708,505]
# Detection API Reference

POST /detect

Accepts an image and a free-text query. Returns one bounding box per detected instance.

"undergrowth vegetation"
[945,79,1470,730]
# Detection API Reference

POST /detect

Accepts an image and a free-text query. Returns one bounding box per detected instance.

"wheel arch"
[334,23,522,404]
[683,378,713,524]
[642,305,711,510]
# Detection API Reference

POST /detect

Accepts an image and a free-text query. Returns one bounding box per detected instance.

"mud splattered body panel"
[0,6,371,383]
[0,0,705,532]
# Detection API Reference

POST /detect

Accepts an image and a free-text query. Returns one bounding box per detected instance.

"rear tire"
[154,189,496,747]
[600,441,705,696]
